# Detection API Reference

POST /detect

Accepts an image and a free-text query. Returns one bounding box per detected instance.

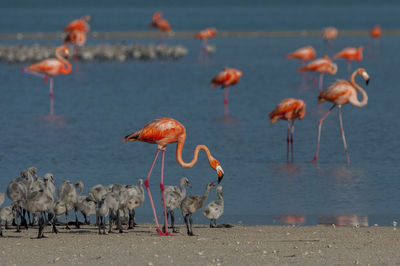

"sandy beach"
[1,223,399,265]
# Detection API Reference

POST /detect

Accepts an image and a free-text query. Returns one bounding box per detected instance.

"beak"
[211,180,219,186]
[366,78,370,85]
[187,182,192,189]
[216,165,224,183]
[64,49,70,58]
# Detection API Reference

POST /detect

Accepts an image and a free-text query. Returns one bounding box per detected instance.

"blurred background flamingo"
[334,46,364,75]
[195,28,217,61]
[149,11,173,43]
[63,15,91,60]
[286,45,317,86]
[297,56,338,94]
[369,24,381,58]
[22,46,71,115]
[269,98,306,162]
[322,26,338,54]
[211,67,242,117]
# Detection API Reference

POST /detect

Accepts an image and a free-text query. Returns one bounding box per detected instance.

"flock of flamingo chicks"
[7,13,382,238]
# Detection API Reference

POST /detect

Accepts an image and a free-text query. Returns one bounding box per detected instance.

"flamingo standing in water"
[22,46,71,115]
[122,117,224,236]
[286,46,317,85]
[369,25,381,57]
[195,28,217,59]
[297,56,337,94]
[334,46,364,75]
[269,98,306,162]
[322,27,338,53]
[149,11,173,43]
[312,68,370,164]
[211,67,243,116]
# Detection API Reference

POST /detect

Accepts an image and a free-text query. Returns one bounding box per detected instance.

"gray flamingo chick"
[181,182,216,236]
[203,186,224,228]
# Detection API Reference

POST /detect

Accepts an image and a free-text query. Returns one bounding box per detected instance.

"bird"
[211,67,243,116]
[162,177,192,233]
[124,179,145,229]
[0,205,18,237]
[88,184,109,226]
[369,25,381,58]
[370,25,381,39]
[57,180,83,229]
[322,27,338,41]
[312,68,370,164]
[269,98,306,162]
[149,11,173,43]
[76,196,96,225]
[195,28,217,59]
[64,15,91,34]
[122,117,224,236]
[181,182,216,236]
[22,45,71,115]
[333,46,364,75]
[297,56,337,93]
[64,30,87,60]
[0,193,4,207]
[286,46,317,85]
[203,186,224,228]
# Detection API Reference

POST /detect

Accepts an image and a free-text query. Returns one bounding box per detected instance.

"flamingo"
[369,25,381,57]
[286,46,317,85]
[297,56,337,93]
[122,117,224,236]
[322,27,338,53]
[334,46,364,75]
[149,11,172,43]
[195,28,217,59]
[64,30,87,60]
[211,67,243,116]
[269,98,306,162]
[64,15,91,34]
[22,45,71,115]
[312,68,370,164]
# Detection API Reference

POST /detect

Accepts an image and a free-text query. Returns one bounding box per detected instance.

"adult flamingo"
[297,56,337,93]
[195,28,217,58]
[286,46,317,85]
[122,117,224,236]
[269,98,306,162]
[334,46,364,75]
[64,15,91,34]
[312,68,370,164]
[149,11,173,42]
[22,45,71,115]
[369,25,381,57]
[211,67,243,116]
[64,30,87,60]
[322,27,338,53]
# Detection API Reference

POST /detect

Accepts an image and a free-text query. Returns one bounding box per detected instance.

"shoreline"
[1,224,399,265]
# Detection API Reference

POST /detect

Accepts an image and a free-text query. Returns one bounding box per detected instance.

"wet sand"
[1,224,399,265]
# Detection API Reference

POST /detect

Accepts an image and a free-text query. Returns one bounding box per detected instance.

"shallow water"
[0,1,399,226]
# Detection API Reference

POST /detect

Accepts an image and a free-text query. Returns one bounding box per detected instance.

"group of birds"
[0,167,225,238]
[268,25,378,164]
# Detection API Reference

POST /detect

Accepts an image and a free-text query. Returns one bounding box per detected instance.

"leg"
[65,211,71,230]
[52,216,59,234]
[338,106,350,164]
[160,150,174,236]
[38,213,45,238]
[98,217,102,234]
[117,210,123,233]
[291,120,295,162]
[0,219,2,237]
[74,207,80,228]
[318,73,324,93]
[313,104,336,162]
[286,121,290,162]
[49,77,54,116]
[223,87,229,116]
[184,214,190,235]
[189,214,194,236]
[170,210,178,233]
[144,149,165,236]
[347,61,351,77]
[128,209,135,229]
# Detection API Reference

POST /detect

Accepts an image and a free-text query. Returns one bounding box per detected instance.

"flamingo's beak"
[366,78,370,85]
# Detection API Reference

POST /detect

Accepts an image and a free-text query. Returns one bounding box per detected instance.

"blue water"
[0,1,400,226]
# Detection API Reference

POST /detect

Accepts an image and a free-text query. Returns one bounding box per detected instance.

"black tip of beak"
[366,79,370,85]
[218,176,223,184]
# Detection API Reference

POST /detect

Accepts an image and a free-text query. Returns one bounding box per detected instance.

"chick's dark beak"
[366,78,370,85]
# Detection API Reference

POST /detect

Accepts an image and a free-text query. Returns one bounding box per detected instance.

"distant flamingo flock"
[1,13,381,238]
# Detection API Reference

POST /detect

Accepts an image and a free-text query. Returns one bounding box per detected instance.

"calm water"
[0,1,399,226]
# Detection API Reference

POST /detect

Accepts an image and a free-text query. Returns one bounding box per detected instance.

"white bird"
[181,182,216,236]
[88,184,109,226]
[0,205,18,237]
[124,179,145,229]
[76,196,96,225]
[58,180,83,229]
[203,186,224,228]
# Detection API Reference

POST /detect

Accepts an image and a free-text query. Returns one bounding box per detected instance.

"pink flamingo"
[122,117,224,236]
[22,46,71,115]
[269,98,306,162]
[211,67,243,116]
[334,46,364,75]
[286,46,317,85]
[312,68,370,164]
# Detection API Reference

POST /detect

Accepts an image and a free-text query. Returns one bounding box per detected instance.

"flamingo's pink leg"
[347,61,352,77]
[291,120,295,162]
[49,77,54,116]
[286,121,290,162]
[144,149,165,236]
[318,73,324,93]
[22,68,48,81]
[338,105,350,164]
[313,104,336,163]
[224,87,229,116]
[160,150,174,236]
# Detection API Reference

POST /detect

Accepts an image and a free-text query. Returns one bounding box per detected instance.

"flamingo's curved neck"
[217,190,223,201]
[176,135,213,169]
[350,71,368,107]
[55,47,71,74]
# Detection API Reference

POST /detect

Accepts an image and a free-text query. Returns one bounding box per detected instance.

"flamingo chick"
[203,186,224,228]
[312,68,370,164]
[122,117,224,236]
[181,182,216,236]
[269,98,306,162]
